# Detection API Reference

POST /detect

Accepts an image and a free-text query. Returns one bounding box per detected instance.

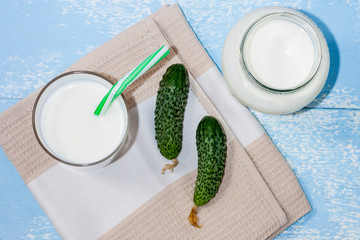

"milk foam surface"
[40,80,126,164]
[244,19,315,90]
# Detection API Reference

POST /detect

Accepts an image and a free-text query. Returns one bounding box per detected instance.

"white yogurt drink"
[33,71,128,168]
[243,17,315,90]
[222,7,330,114]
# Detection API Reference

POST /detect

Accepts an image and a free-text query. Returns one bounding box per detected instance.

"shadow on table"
[296,10,340,113]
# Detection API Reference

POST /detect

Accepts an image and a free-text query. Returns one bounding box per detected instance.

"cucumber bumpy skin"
[154,64,189,174]
[188,116,227,228]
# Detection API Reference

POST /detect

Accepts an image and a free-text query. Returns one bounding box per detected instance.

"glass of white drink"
[32,71,129,171]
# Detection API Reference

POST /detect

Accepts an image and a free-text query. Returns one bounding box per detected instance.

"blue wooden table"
[1,0,359,239]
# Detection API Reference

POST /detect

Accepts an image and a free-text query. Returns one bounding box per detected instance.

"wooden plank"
[253,108,360,239]
[0,0,359,239]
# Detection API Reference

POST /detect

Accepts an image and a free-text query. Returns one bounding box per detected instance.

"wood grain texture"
[0,0,359,239]
[253,109,360,239]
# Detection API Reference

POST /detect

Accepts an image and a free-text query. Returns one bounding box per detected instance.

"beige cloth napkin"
[0,4,310,239]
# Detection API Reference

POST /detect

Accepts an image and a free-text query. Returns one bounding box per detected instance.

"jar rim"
[222,6,330,114]
[240,12,322,93]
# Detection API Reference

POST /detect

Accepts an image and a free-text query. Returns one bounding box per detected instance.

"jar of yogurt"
[32,71,129,171]
[222,7,330,114]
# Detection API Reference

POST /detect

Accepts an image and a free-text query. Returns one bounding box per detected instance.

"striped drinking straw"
[94,45,170,115]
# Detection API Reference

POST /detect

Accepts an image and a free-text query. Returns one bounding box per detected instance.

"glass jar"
[222,7,330,114]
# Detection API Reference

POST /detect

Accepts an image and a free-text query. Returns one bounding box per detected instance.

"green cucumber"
[188,116,227,228]
[154,64,189,174]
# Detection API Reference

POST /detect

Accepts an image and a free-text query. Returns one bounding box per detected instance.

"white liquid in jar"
[243,19,315,90]
[40,79,127,164]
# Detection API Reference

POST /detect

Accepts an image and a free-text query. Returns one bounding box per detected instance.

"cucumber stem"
[188,205,202,228]
[161,159,178,174]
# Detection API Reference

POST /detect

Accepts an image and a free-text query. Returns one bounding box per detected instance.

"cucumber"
[188,116,227,228]
[154,64,189,174]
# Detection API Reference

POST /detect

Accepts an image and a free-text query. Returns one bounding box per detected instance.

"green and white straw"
[94,45,170,115]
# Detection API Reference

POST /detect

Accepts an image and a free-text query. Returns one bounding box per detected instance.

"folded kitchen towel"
[0,4,311,240]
